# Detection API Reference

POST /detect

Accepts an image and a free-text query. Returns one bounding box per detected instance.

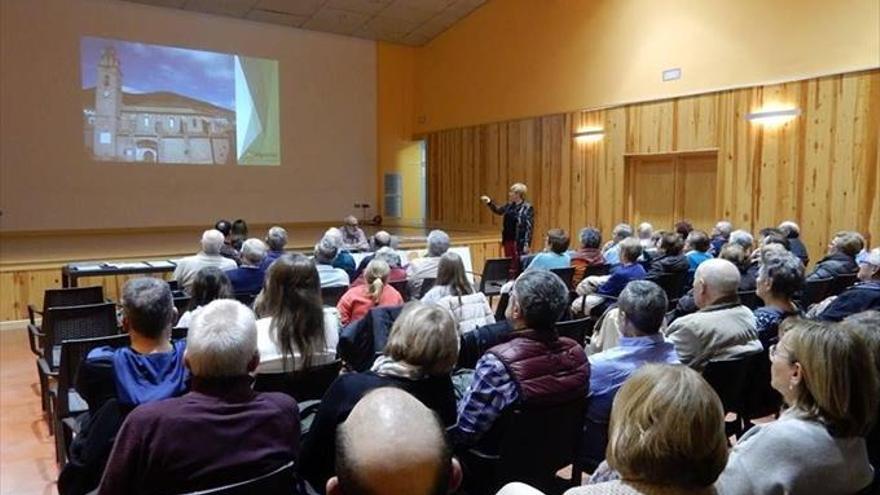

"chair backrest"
[254,360,343,402]
[584,264,610,277]
[456,320,513,369]
[42,302,119,350]
[554,317,592,346]
[57,334,130,417]
[42,286,105,312]
[173,295,192,319]
[321,285,348,306]
[479,258,513,292]
[801,276,834,307]
[389,279,410,302]
[741,348,782,421]
[417,277,436,299]
[550,267,575,290]
[647,271,689,300]
[702,358,751,415]
[171,326,188,341]
[492,398,587,492]
[167,280,180,292]
[181,461,297,495]
[829,273,859,296]
[234,292,256,308]
[737,290,762,310]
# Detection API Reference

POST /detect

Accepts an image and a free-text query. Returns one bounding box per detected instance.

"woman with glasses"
[716,318,878,494]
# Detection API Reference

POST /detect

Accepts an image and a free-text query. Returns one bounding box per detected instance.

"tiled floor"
[1,329,57,495]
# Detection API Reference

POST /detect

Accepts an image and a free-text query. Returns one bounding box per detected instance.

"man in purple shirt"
[579,280,680,470]
[99,300,300,495]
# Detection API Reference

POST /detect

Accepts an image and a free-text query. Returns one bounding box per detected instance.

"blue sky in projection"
[81,36,235,111]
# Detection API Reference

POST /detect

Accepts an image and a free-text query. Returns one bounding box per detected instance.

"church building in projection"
[83,46,235,164]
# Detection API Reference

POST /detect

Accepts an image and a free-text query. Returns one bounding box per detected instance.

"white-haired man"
[173,229,238,292]
[710,220,733,256]
[778,220,809,266]
[324,227,357,279]
[99,300,300,495]
[341,215,370,252]
[407,229,450,297]
[664,259,762,369]
[225,238,268,295]
[260,225,288,270]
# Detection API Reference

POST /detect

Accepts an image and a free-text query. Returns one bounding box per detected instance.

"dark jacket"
[337,305,405,371]
[788,237,810,267]
[332,250,357,280]
[487,200,534,252]
[647,254,689,277]
[225,266,265,295]
[818,282,880,322]
[487,329,589,406]
[807,252,858,281]
[298,372,456,494]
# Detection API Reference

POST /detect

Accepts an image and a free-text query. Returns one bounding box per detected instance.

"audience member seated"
[601,223,633,266]
[816,247,880,321]
[98,300,300,495]
[254,254,340,372]
[560,364,727,495]
[324,388,462,495]
[709,220,733,256]
[352,247,407,286]
[806,230,862,281]
[314,238,351,288]
[225,238,267,295]
[525,228,571,271]
[260,225,288,270]
[715,319,877,494]
[778,220,809,266]
[664,259,762,369]
[214,219,242,265]
[573,238,646,316]
[353,230,393,278]
[176,267,233,328]
[840,310,880,490]
[453,270,589,447]
[646,231,688,278]
[684,230,712,277]
[230,218,248,250]
[407,229,450,296]
[753,250,803,346]
[570,227,606,286]
[341,215,370,252]
[579,282,679,471]
[323,227,358,279]
[337,260,404,325]
[674,219,694,239]
[299,303,459,493]
[59,278,188,495]
[426,252,495,333]
[172,229,237,292]
[636,222,654,251]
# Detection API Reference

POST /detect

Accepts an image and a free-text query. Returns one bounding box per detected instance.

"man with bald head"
[327,388,462,495]
[664,258,761,369]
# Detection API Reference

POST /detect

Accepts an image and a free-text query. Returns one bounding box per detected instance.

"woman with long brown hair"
[423,252,494,333]
[254,254,340,372]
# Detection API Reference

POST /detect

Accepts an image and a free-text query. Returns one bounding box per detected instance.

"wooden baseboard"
[1,319,30,332]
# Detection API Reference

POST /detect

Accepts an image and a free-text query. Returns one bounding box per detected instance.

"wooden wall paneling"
[864,72,880,247]
[675,93,718,151]
[0,272,16,319]
[602,107,628,234]
[627,100,675,154]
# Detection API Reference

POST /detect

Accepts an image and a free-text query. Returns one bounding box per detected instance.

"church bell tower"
[93,46,122,159]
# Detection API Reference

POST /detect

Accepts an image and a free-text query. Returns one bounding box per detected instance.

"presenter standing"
[481,182,534,276]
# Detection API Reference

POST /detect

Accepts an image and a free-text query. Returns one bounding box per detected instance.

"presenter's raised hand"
[480,195,491,204]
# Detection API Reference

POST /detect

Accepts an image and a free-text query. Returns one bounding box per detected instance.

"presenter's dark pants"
[502,240,521,278]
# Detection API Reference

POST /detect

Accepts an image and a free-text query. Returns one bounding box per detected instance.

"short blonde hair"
[384,302,459,375]
[781,319,878,437]
[510,183,528,198]
[607,364,728,488]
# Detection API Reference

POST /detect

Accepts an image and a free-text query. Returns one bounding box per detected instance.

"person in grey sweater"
[715,319,877,495]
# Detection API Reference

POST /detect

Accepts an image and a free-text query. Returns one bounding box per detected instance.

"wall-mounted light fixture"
[573,128,604,142]
[746,107,801,125]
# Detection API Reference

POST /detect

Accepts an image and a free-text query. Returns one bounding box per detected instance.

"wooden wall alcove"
[426,70,880,266]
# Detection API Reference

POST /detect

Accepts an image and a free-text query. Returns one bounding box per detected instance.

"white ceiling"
[118,0,487,46]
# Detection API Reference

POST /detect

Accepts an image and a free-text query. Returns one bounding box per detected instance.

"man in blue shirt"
[686,230,713,280]
[601,223,633,266]
[579,280,679,470]
[225,238,267,295]
[525,228,571,272]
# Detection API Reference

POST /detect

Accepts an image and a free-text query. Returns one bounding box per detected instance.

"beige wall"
[0,0,377,232]
[408,0,880,133]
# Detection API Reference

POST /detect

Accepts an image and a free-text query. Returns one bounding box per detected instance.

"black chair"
[494,292,511,322]
[800,276,834,307]
[234,292,257,308]
[171,327,188,340]
[583,264,610,277]
[739,348,782,432]
[52,333,130,465]
[463,398,587,494]
[646,271,688,302]
[27,286,105,357]
[555,317,592,346]
[478,258,513,301]
[737,290,762,310]
[519,254,536,272]
[321,285,348,306]
[180,461,297,495]
[254,360,343,403]
[417,277,437,299]
[550,267,576,291]
[173,294,192,320]
[456,320,513,370]
[702,357,751,437]
[389,279,410,302]
[167,280,180,292]
[35,302,119,420]
[829,273,859,296]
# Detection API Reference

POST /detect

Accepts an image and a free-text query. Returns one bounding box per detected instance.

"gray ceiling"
[118,0,487,46]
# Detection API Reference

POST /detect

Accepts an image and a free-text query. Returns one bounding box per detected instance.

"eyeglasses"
[769,343,794,363]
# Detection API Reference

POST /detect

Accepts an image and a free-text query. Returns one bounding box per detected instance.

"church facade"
[83,46,234,164]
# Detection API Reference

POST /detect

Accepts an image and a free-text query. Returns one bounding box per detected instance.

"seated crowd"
[56,216,879,495]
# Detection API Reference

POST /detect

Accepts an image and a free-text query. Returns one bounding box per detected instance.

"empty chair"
[702,358,751,437]
[253,360,343,403]
[829,273,859,296]
[647,271,689,302]
[320,285,348,306]
[28,286,105,357]
[180,461,297,495]
[800,276,834,307]
[478,257,513,300]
